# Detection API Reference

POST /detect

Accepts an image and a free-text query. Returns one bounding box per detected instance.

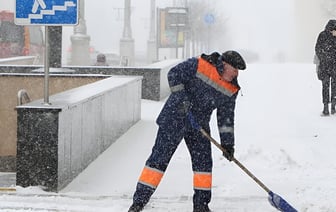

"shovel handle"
[199,128,271,193]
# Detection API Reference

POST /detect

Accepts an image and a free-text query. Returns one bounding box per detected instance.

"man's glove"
[222,145,234,161]
[187,112,200,130]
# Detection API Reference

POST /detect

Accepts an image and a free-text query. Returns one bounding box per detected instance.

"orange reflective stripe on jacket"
[197,58,239,97]
[138,166,164,189]
[193,171,212,191]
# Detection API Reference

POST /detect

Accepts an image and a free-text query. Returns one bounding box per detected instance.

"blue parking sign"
[15,0,78,25]
[204,13,215,25]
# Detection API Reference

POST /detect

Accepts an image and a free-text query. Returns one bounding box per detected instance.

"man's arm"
[167,58,197,92]
[217,99,236,161]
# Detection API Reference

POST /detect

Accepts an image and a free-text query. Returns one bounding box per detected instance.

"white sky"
[69,0,297,61]
[1,0,333,62]
[1,63,336,211]
[63,0,332,63]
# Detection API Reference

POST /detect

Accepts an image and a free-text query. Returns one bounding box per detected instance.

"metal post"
[207,25,210,53]
[147,0,157,63]
[120,0,135,66]
[123,0,132,39]
[70,0,91,65]
[156,7,160,61]
[44,25,50,105]
[176,26,179,58]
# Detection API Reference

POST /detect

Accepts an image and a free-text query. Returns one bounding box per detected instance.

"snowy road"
[0,191,273,212]
[1,63,336,211]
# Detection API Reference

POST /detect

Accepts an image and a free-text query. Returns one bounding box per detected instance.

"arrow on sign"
[32,0,47,13]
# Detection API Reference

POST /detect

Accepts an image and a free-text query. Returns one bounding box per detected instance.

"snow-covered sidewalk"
[1,64,336,211]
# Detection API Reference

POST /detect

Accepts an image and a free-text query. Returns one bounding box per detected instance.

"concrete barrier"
[0,60,180,172]
[0,73,110,171]
[65,59,181,101]
[0,59,180,101]
[0,56,38,65]
[16,76,142,191]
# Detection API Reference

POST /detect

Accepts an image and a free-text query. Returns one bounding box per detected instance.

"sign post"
[44,25,50,104]
[157,7,188,59]
[204,13,215,53]
[15,0,78,104]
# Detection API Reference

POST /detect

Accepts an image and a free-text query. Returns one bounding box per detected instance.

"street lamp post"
[119,0,135,66]
[147,0,157,64]
[70,0,91,65]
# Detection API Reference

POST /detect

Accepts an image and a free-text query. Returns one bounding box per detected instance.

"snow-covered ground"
[1,63,336,211]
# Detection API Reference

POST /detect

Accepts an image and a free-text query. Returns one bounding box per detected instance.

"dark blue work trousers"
[132,122,213,207]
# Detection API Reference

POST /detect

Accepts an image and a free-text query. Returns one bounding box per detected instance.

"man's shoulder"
[186,57,198,63]
[181,57,198,67]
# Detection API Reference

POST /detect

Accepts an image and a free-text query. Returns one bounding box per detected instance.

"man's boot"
[331,102,336,115]
[322,103,329,116]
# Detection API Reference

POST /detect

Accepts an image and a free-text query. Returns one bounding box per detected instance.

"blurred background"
[1,0,335,65]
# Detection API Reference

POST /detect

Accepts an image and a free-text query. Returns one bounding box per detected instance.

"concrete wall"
[0,60,180,101]
[16,76,142,191]
[0,73,109,171]
[0,60,179,171]
[146,59,182,100]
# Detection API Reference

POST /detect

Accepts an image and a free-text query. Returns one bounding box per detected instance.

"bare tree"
[186,0,228,56]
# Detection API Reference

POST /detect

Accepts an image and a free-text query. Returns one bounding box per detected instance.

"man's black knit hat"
[221,50,246,70]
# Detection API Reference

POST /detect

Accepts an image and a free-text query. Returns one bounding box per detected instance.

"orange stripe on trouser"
[193,172,212,191]
[138,166,164,189]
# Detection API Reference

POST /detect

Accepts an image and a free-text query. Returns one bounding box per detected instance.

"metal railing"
[17,89,31,106]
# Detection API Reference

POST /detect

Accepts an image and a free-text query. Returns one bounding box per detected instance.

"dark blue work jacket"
[156,57,240,147]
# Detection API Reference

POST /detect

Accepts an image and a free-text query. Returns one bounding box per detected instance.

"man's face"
[221,62,239,82]
[332,30,336,36]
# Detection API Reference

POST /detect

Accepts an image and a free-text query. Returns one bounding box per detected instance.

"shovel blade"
[268,191,297,212]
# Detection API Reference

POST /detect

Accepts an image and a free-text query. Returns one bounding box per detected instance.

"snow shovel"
[187,112,298,212]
